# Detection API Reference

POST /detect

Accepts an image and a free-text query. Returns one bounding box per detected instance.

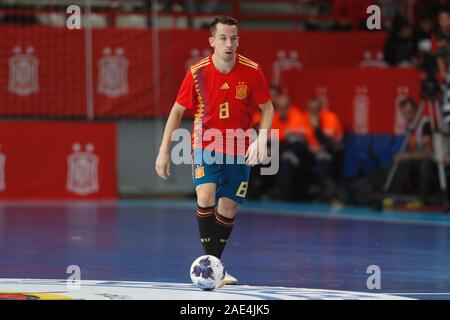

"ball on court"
[190,255,225,291]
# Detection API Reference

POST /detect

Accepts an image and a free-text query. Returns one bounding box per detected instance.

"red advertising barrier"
[281,67,422,134]
[0,26,87,117]
[92,29,154,117]
[0,26,387,118]
[0,121,117,199]
[158,30,388,116]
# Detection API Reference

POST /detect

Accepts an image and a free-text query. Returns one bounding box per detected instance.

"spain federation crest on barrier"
[66,143,99,196]
[97,47,129,97]
[353,86,369,134]
[8,46,39,96]
[0,146,6,192]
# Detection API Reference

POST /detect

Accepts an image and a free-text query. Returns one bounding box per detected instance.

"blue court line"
[118,199,450,227]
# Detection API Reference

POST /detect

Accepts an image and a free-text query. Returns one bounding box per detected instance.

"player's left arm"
[245,66,274,166]
[246,99,274,166]
[257,100,274,132]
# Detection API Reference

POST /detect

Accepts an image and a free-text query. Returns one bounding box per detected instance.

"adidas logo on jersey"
[220,82,230,90]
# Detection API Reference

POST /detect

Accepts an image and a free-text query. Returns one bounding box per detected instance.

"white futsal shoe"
[223,271,238,285]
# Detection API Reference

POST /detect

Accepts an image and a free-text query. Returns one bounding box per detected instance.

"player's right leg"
[193,147,221,256]
[195,182,219,257]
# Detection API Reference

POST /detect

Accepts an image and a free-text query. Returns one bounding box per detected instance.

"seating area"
[0,0,414,30]
[342,133,405,179]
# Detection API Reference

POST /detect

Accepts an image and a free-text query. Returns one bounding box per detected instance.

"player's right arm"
[156,67,195,179]
[155,102,187,180]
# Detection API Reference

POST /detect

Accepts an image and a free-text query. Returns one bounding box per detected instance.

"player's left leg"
[215,160,251,285]
[215,161,250,258]
[216,197,239,285]
[216,197,238,258]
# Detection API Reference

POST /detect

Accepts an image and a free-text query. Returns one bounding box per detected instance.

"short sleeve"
[251,67,271,105]
[176,70,196,110]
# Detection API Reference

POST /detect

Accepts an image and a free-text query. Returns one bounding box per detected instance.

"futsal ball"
[190,255,225,291]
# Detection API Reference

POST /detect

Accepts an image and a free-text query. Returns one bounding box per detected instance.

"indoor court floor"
[0,199,449,300]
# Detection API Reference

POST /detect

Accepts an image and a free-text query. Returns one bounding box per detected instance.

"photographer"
[390,98,434,207]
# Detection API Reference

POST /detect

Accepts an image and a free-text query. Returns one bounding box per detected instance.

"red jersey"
[176,54,271,155]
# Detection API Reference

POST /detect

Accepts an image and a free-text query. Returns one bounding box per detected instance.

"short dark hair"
[210,16,239,37]
[399,97,418,110]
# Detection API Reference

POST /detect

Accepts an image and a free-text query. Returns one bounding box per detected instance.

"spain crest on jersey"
[8,46,39,96]
[235,83,247,100]
[97,47,129,97]
[66,143,99,196]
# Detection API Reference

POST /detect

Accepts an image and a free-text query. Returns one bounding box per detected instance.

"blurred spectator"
[383,15,418,67]
[413,13,435,48]
[0,12,38,25]
[267,96,344,203]
[419,0,450,19]
[438,10,450,38]
[415,26,450,91]
[434,31,450,82]
[413,13,436,74]
[267,89,304,143]
[159,0,199,27]
[161,1,193,13]
[302,97,344,204]
[252,87,308,200]
[332,0,375,31]
[389,98,434,207]
[249,86,304,199]
[160,0,218,14]
[252,85,304,142]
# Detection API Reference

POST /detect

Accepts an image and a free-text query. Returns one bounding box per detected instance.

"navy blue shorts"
[192,149,251,204]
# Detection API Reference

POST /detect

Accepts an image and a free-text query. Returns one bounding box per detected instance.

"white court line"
[379,293,450,295]
[0,279,416,300]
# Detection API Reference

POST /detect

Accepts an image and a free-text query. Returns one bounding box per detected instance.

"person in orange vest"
[252,85,305,146]
[302,97,344,204]
[303,97,343,150]
[251,86,307,200]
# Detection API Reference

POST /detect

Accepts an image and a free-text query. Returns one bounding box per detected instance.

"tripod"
[382,94,449,213]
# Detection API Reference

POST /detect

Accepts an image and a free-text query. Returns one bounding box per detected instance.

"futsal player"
[155,16,274,285]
